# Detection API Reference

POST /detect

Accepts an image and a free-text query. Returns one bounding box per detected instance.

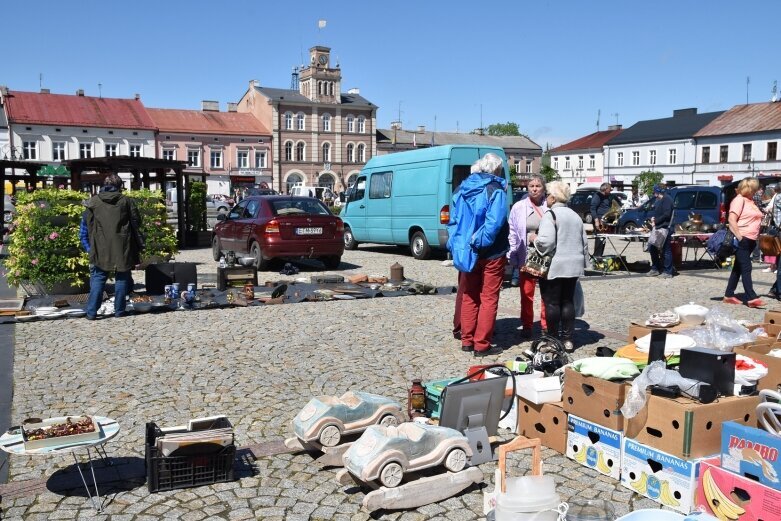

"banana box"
[721,421,781,491]
[566,414,622,480]
[697,457,781,521]
[621,437,709,514]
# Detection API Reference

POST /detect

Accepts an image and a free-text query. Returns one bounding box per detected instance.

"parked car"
[205,195,230,213]
[292,391,404,448]
[568,189,626,224]
[211,195,345,270]
[246,188,278,197]
[342,423,472,487]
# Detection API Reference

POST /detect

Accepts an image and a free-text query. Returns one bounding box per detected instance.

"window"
[720,145,728,163]
[352,176,366,200]
[255,150,267,168]
[695,191,718,209]
[295,142,305,162]
[284,112,293,130]
[668,148,677,164]
[296,113,305,131]
[105,144,118,157]
[702,146,710,164]
[210,149,223,168]
[52,142,66,161]
[322,113,331,132]
[346,174,357,188]
[187,148,200,167]
[79,143,93,159]
[346,143,354,163]
[673,191,696,210]
[322,142,331,162]
[237,150,249,168]
[526,160,533,174]
[589,155,595,169]
[632,151,640,166]
[769,142,778,161]
[369,171,392,199]
[346,115,354,133]
[564,156,571,170]
[285,173,303,193]
[742,144,752,162]
[284,142,293,161]
[129,144,141,157]
[578,156,584,169]
[22,141,37,160]
[162,149,175,161]
[649,150,657,165]
[357,143,365,163]
[617,152,623,166]
[357,116,366,133]
[553,157,558,170]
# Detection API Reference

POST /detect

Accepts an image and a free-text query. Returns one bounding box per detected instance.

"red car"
[212,196,344,270]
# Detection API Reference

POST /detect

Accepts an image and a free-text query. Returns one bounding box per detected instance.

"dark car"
[568,189,625,224]
[212,196,344,270]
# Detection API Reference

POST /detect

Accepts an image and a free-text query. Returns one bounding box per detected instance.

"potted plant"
[185,181,210,247]
[125,189,178,266]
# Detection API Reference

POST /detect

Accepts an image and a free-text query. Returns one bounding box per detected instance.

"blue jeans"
[649,228,673,275]
[725,238,758,301]
[86,265,131,318]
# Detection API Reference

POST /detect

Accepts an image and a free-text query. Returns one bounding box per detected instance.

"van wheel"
[410,231,431,260]
[344,227,358,250]
[250,242,270,271]
[212,236,222,261]
[584,214,593,225]
[621,221,638,234]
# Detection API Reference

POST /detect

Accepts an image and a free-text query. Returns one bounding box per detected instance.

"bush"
[126,189,178,263]
[187,181,207,232]
[328,205,342,215]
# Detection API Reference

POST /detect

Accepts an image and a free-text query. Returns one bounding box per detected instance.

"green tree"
[540,164,560,182]
[633,170,664,197]
[486,122,521,136]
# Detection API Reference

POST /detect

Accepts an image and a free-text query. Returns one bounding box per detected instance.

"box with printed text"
[721,421,781,492]
[566,414,622,480]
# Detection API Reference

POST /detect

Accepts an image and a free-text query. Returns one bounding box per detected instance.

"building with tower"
[238,46,377,194]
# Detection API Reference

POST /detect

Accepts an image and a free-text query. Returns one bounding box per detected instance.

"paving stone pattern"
[0,242,774,519]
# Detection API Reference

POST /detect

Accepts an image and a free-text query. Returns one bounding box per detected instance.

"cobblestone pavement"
[0,241,775,520]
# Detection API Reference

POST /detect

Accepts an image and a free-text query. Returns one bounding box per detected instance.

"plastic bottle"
[219,256,226,268]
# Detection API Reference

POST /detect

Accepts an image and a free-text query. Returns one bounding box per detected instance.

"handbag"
[520,211,557,278]
[648,227,668,249]
[717,228,736,260]
[759,233,781,256]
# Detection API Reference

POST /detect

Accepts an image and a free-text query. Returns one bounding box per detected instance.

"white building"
[549,126,623,191]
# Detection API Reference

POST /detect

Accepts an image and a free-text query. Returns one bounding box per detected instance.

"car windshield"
[271,198,329,216]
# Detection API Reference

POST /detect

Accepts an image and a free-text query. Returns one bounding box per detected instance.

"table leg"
[72,447,103,513]
[606,237,632,273]
[95,444,112,466]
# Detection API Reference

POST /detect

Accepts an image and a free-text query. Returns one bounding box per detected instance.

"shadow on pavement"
[46,456,146,498]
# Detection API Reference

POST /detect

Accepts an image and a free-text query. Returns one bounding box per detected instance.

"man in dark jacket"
[81,174,142,319]
[590,182,612,257]
[647,184,674,278]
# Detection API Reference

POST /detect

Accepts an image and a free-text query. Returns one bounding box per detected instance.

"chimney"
[607,124,622,131]
[76,89,85,96]
[0,85,7,96]
[250,79,260,89]
[201,100,219,112]
[347,88,360,95]
[673,108,697,117]
[390,121,402,130]
[227,102,238,112]
[134,93,141,101]
[40,88,50,94]
[417,125,425,133]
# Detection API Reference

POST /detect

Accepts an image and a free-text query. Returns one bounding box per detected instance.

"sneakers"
[763,267,774,273]
[473,346,503,357]
[747,298,765,308]
[768,289,780,300]
[461,344,474,352]
[723,296,742,305]
[646,270,660,277]
[659,272,673,279]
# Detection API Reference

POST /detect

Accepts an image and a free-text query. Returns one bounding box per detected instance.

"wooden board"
[362,467,482,511]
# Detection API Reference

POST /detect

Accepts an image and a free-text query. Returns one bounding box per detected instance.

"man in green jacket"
[81,174,142,319]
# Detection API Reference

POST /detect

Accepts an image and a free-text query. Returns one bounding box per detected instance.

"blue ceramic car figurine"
[292,391,405,447]
[342,422,472,488]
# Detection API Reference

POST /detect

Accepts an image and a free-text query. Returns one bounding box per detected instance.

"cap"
[653,184,665,194]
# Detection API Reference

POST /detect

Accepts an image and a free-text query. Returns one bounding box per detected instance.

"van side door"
[344,175,368,241]
[367,171,393,243]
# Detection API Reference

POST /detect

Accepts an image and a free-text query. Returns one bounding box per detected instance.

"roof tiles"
[695,102,781,137]
[146,108,270,136]
[550,129,624,153]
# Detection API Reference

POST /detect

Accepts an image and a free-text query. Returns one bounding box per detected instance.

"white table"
[0,416,120,512]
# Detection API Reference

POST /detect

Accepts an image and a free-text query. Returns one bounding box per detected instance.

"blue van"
[341,145,511,259]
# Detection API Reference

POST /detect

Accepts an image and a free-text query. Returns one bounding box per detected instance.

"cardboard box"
[764,310,781,325]
[562,368,627,431]
[624,395,760,460]
[517,399,567,454]
[696,457,781,521]
[621,437,709,514]
[566,414,622,480]
[734,343,781,391]
[747,323,781,344]
[721,421,781,491]
[516,376,562,404]
[628,323,686,344]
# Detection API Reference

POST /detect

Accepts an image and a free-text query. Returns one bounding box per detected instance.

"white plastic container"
[495,475,560,521]
[615,510,686,521]
[516,376,562,404]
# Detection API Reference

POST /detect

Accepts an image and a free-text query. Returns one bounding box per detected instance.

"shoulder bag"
[520,210,557,278]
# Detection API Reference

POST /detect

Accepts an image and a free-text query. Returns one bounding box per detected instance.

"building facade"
[238,46,377,194]
[549,126,623,190]
[147,103,272,195]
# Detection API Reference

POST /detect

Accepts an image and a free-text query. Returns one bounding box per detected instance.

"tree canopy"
[632,170,664,197]
[486,122,521,136]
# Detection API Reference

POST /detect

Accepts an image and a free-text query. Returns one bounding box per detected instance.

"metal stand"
[71,447,104,513]
[465,425,494,465]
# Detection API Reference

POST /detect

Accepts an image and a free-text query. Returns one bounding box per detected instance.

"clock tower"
[299,46,341,103]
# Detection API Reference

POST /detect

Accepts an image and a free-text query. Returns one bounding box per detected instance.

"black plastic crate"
[145,421,235,493]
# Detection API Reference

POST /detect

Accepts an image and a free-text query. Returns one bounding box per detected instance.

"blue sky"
[2,0,777,148]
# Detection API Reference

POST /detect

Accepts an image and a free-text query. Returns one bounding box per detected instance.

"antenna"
[397,101,403,127]
[480,103,483,133]
[290,66,299,90]
[771,80,778,102]
[747,76,750,104]
[98,83,102,98]
[611,112,619,126]
[39,73,43,90]
[596,109,601,131]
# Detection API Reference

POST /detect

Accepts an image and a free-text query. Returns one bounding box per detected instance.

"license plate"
[296,227,322,235]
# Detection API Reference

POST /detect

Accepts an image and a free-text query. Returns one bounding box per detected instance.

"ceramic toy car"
[292,391,404,447]
[342,423,472,488]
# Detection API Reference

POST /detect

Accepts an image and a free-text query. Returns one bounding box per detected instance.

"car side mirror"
[217,213,227,221]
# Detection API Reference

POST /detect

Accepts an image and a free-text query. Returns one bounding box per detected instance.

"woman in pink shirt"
[724,177,764,307]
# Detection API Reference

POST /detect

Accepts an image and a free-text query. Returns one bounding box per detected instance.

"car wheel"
[217,205,228,213]
[444,448,467,472]
[322,256,341,270]
[410,231,431,260]
[318,425,341,447]
[343,227,358,250]
[212,236,222,261]
[250,242,270,271]
[584,214,593,225]
[379,414,399,428]
[621,221,638,234]
[379,461,404,488]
